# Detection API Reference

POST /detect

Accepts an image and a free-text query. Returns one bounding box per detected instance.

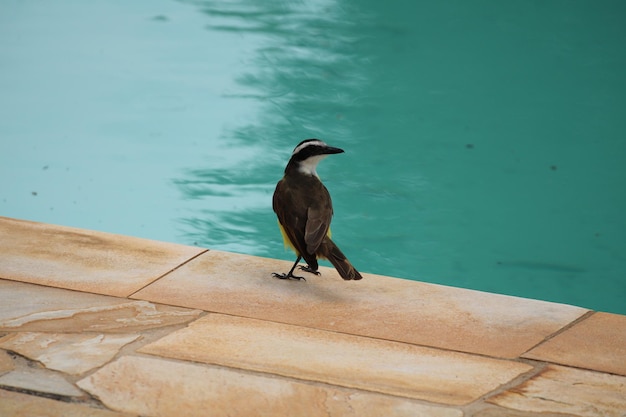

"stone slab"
[523,312,626,376]
[0,367,83,397]
[487,365,626,417]
[473,407,578,417]
[0,389,131,417]
[78,355,462,417]
[0,216,205,297]
[139,313,532,405]
[0,279,202,333]
[0,332,140,375]
[132,250,588,358]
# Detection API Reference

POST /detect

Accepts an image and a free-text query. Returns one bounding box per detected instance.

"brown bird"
[272,139,362,281]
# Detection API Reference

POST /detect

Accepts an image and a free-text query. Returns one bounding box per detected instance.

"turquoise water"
[1,1,625,314]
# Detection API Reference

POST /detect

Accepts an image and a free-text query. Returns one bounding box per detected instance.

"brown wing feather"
[305,206,331,254]
[273,177,312,265]
[273,179,302,253]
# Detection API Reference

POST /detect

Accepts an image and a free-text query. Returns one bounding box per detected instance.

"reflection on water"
[174,0,372,257]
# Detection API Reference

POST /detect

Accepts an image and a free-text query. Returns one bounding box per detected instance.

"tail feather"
[321,239,363,280]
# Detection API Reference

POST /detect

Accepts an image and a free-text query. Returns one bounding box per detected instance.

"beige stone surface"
[0,389,131,417]
[78,355,462,417]
[0,367,84,397]
[133,250,588,358]
[0,216,204,296]
[472,406,578,417]
[0,332,140,375]
[0,279,202,333]
[524,312,626,376]
[139,313,532,405]
[0,349,14,374]
[488,365,626,417]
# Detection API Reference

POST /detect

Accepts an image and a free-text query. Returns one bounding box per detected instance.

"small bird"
[272,139,362,281]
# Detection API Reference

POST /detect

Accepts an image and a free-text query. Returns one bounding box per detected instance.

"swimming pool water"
[1,0,625,314]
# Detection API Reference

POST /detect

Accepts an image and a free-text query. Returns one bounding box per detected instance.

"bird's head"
[287,139,344,177]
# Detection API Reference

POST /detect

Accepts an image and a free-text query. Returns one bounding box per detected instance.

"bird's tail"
[320,238,363,280]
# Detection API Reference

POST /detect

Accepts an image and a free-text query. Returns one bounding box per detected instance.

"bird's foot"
[272,272,306,281]
[298,265,321,276]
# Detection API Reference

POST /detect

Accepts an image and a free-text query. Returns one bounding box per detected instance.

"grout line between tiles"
[518,309,596,358]
[126,249,210,299]
[0,277,120,300]
[461,358,548,415]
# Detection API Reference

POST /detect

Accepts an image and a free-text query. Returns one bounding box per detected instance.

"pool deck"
[0,216,624,417]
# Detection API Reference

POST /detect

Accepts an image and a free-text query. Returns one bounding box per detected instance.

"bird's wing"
[304,206,331,254]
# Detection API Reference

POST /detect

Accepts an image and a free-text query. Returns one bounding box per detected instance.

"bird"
[272,138,363,281]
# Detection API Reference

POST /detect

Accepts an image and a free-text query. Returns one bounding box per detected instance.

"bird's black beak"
[324,146,344,155]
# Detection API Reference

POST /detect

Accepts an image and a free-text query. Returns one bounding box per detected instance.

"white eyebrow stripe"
[292,140,326,155]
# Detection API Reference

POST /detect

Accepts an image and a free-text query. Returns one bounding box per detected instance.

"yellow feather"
[277,220,331,255]
[278,221,298,254]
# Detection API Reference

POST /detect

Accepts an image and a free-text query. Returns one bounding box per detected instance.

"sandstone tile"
[139,314,532,405]
[0,349,14,374]
[0,279,202,333]
[0,216,205,296]
[133,250,588,358]
[0,332,140,375]
[488,365,626,417]
[78,355,462,417]
[0,389,132,417]
[472,406,578,417]
[0,367,83,397]
[523,312,626,376]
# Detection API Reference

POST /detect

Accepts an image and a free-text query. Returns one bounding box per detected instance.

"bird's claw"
[272,272,306,281]
[298,265,321,276]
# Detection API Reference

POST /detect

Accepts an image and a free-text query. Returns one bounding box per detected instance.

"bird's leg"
[272,256,306,281]
[298,265,321,276]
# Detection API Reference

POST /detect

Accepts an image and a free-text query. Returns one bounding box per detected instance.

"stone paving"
[0,216,625,417]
